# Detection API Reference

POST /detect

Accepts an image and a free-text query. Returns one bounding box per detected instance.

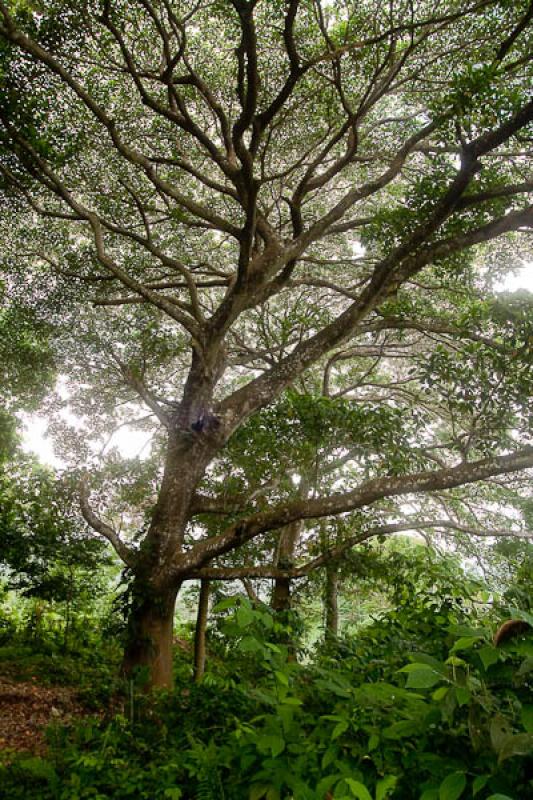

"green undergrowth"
[0,586,124,710]
[1,593,532,800]
[0,627,123,710]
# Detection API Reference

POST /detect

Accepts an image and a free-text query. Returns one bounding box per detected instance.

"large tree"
[1,0,533,687]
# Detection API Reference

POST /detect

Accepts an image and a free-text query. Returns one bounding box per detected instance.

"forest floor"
[0,674,88,755]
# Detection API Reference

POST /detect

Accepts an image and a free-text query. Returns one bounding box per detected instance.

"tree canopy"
[1,0,532,686]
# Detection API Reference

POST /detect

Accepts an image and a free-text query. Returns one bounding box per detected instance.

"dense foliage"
[1,541,532,799]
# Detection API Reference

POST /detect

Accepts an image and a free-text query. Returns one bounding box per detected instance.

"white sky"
[494,261,533,292]
[20,262,533,468]
[21,416,154,468]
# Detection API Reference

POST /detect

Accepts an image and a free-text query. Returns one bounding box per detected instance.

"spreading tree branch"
[79,478,136,568]
[182,446,533,573]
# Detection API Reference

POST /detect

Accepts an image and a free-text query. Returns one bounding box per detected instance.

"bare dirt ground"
[0,675,88,755]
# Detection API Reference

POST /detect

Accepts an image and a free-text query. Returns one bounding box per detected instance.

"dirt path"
[0,676,88,755]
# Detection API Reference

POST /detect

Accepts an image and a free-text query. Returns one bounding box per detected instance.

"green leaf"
[332,720,349,740]
[315,676,352,698]
[281,696,302,706]
[507,607,533,627]
[261,612,274,630]
[249,786,269,800]
[344,778,373,800]
[376,775,398,800]
[419,791,438,800]
[321,747,337,770]
[478,645,500,671]
[408,654,448,675]
[472,775,489,796]
[264,643,281,654]
[239,635,263,653]
[399,664,442,688]
[520,704,533,733]
[317,775,340,796]
[447,625,486,638]
[383,720,420,740]
[486,796,515,800]
[212,597,240,612]
[438,771,466,800]
[451,636,480,652]
[257,734,285,758]
[490,715,513,753]
[236,605,255,628]
[454,687,471,706]
[163,790,182,800]
[274,670,289,686]
[497,733,533,763]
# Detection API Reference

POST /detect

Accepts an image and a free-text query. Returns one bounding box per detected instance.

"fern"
[186,736,226,800]
[196,768,225,800]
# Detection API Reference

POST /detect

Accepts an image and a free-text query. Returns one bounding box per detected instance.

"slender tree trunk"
[193,579,210,683]
[122,582,180,690]
[242,578,261,605]
[270,480,310,614]
[271,571,292,613]
[271,526,293,613]
[271,513,306,613]
[271,519,304,660]
[324,564,339,640]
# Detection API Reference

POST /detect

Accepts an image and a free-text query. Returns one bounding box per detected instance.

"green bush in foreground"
[1,589,531,800]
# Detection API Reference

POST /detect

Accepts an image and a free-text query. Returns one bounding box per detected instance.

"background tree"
[0,459,109,597]
[1,0,533,687]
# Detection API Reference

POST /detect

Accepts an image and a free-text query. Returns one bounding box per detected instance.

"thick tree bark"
[119,428,217,690]
[122,580,180,690]
[193,579,211,683]
[324,565,339,640]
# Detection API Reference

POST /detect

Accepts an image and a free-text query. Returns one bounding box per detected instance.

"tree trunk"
[325,564,339,640]
[242,578,261,605]
[122,583,179,690]
[271,572,292,613]
[193,579,210,683]
[271,518,303,612]
[119,427,216,690]
[271,520,305,660]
